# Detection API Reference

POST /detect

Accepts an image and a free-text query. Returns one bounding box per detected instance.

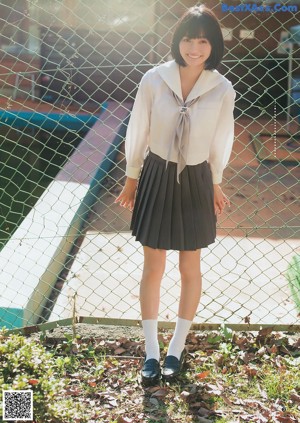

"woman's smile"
[179,37,212,67]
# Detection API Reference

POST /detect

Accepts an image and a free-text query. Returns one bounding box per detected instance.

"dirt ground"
[29,323,144,343]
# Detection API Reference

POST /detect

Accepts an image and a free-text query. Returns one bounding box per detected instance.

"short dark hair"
[171,5,224,70]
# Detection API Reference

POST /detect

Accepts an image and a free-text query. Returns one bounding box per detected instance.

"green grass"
[287,254,300,313]
[1,328,300,423]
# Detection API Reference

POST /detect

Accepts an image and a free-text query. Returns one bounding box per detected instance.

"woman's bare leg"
[167,249,202,359]
[178,249,202,319]
[140,246,166,361]
[140,246,166,319]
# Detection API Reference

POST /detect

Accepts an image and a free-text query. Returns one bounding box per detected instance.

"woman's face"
[179,35,212,68]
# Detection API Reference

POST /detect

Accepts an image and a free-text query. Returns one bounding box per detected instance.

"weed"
[0,329,87,422]
[1,328,299,422]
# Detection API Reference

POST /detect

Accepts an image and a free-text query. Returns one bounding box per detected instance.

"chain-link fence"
[0,0,299,332]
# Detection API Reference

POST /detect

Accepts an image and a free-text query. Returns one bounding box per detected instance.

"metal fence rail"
[0,0,299,331]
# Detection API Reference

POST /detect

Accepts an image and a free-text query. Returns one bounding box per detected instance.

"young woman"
[115,5,236,385]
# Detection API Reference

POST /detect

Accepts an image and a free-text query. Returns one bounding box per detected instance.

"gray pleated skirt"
[130,151,216,251]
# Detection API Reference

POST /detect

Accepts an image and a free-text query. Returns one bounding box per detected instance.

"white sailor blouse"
[125,59,236,184]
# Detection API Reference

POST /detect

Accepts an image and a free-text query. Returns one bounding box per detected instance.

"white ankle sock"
[167,317,192,360]
[142,319,160,361]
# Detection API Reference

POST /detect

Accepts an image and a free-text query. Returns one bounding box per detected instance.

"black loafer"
[141,358,161,386]
[162,350,186,381]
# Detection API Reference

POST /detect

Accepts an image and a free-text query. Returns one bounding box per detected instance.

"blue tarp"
[0,110,100,132]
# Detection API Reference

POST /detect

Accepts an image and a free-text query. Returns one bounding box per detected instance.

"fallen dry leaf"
[243,399,269,412]
[244,313,252,324]
[235,335,249,350]
[240,413,256,421]
[196,370,210,379]
[240,351,257,364]
[35,327,300,423]
[65,387,82,396]
[257,383,268,400]
[274,355,286,370]
[88,381,97,387]
[232,408,244,413]
[258,327,273,338]
[180,390,190,400]
[146,386,163,393]
[114,347,127,355]
[244,365,258,377]
[28,379,39,385]
[276,414,298,423]
[116,416,133,423]
[188,333,200,344]
[266,344,278,354]
[221,395,233,405]
[108,396,118,407]
[292,338,300,348]
[205,383,222,396]
[151,388,168,398]
[290,393,300,403]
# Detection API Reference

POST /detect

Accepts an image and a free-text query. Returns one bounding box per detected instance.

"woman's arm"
[115,177,138,211]
[208,84,236,185]
[209,84,235,217]
[213,183,230,217]
[115,72,153,211]
[125,72,153,179]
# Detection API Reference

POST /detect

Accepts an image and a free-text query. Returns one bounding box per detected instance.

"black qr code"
[3,390,33,421]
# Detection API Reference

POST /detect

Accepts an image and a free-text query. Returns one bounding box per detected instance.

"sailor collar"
[156,60,224,102]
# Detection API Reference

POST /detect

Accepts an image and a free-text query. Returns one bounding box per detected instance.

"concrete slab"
[49,231,299,325]
[0,181,87,329]
[0,101,131,329]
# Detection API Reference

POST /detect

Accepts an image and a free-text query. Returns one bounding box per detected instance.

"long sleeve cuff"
[125,166,141,179]
[212,172,223,185]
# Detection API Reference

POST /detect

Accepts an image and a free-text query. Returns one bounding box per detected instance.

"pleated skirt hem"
[130,151,216,251]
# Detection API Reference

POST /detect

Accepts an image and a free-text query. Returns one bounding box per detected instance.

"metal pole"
[286,41,293,133]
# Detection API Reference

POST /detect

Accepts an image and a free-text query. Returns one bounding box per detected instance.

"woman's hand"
[213,184,230,217]
[115,177,138,212]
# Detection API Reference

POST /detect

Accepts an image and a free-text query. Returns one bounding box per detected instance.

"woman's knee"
[179,264,201,281]
[142,247,166,280]
[179,250,201,280]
